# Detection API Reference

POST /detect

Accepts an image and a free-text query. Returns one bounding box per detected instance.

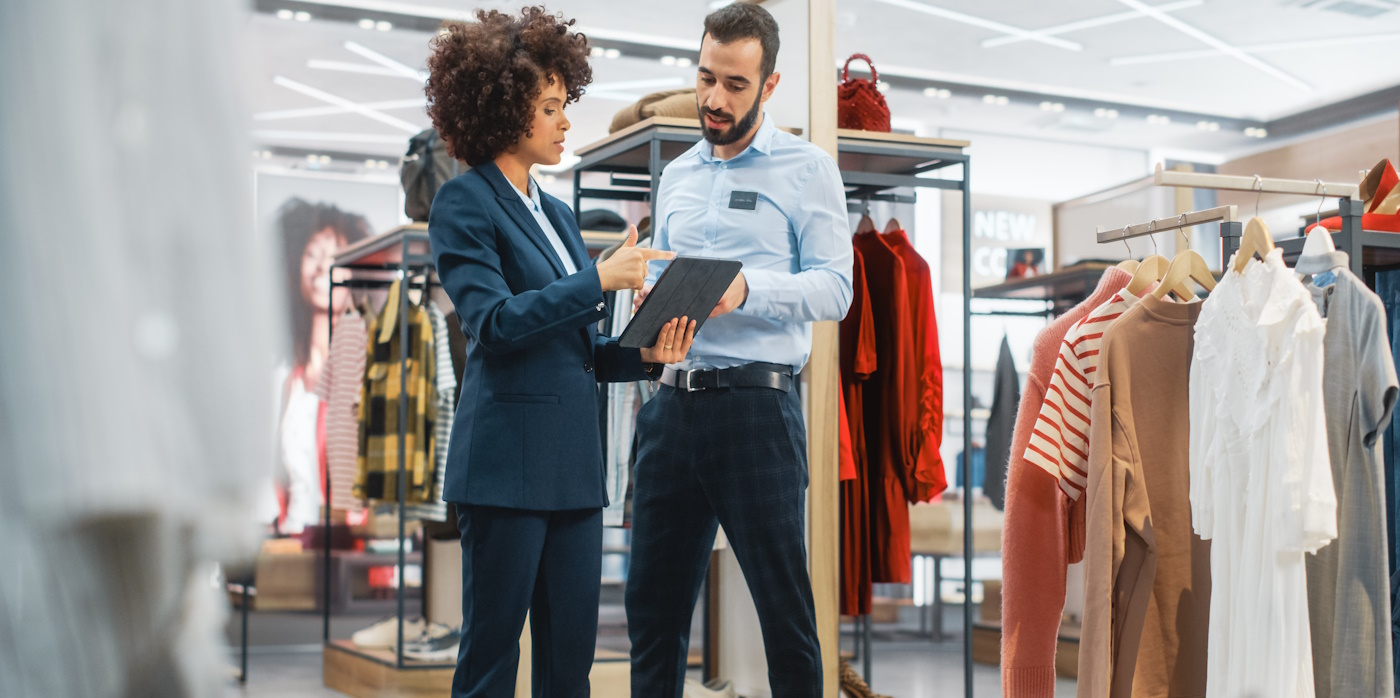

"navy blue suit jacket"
[428,162,648,511]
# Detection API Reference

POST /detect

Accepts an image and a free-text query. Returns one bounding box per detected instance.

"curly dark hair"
[425,7,593,166]
[276,197,370,368]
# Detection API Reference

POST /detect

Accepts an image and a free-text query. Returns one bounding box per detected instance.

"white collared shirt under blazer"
[1189,246,1337,698]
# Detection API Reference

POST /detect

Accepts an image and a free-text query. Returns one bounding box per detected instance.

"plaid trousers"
[626,384,822,697]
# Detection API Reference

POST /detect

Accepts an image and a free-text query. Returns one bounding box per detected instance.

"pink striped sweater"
[1000,267,1131,697]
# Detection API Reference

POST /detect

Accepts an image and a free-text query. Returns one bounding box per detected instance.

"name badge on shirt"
[729,190,759,211]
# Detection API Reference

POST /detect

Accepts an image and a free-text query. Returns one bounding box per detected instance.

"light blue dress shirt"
[648,112,854,371]
[514,176,578,276]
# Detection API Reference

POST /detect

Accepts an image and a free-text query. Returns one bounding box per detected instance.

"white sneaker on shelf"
[350,616,426,649]
[402,624,461,663]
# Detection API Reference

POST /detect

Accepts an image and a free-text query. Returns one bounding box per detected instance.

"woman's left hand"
[640,316,696,365]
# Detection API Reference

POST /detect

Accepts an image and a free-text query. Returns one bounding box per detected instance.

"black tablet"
[618,256,743,349]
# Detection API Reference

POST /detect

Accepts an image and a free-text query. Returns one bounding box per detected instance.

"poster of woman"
[255,167,403,533]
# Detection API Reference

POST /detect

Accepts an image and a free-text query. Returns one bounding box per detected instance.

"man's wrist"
[642,362,664,380]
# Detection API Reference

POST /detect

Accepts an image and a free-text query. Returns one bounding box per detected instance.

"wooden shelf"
[334,224,433,270]
[972,263,1113,305]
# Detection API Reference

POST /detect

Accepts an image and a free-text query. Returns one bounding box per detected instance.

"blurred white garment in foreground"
[0,0,279,695]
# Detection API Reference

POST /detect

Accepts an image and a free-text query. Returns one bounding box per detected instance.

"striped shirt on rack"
[1023,288,1138,504]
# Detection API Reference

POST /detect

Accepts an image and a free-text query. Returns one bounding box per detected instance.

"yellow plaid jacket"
[355,279,437,503]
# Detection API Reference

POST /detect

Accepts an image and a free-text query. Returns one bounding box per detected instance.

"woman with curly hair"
[424,7,693,696]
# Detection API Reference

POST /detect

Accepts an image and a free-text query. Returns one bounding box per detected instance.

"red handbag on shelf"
[838,54,891,132]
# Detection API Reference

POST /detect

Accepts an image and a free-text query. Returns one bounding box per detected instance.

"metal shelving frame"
[321,225,447,672]
[570,119,979,696]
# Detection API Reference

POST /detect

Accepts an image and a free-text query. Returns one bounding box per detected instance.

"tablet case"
[618,257,743,349]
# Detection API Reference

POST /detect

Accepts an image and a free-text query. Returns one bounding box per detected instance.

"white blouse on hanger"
[1189,246,1337,698]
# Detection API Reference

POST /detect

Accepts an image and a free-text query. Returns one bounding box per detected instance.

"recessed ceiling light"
[590,46,605,58]
[319,155,331,164]
[1197,120,1220,131]
[262,150,272,159]
[306,154,318,163]
[276,9,294,20]
[938,89,951,99]
[1147,114,1171,125]
[660,55,677,66]
[358,18,375,29]
[604,48,621,59]
[1039,101,1065,112]
[1094,108,1119,119]
[983,94,1008,106]
[365,158,377,168]
[676,57,692,67]
[997,96,1009,106]
[294,11,311,21]
[923,87,940,98]
[543,174,558,184]
[376,21,392,31]
[1244,127,1268,138]
[877,81,890,92]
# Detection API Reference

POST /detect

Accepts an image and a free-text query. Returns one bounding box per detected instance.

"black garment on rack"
[984,335,1019,510]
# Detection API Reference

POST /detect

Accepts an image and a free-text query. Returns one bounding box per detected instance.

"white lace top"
[1188,246,1336,697]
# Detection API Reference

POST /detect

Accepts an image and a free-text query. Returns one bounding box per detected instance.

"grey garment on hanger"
[984,335,1019,510]
[0,0,275,695]
[1304,258,1399,698]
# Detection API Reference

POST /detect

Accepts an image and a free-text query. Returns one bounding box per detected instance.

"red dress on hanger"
[884,229,946,503]
[854,231,915,584]
[840,247,878,615]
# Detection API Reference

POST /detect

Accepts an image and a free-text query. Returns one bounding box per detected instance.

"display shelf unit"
[570,118,977,694]
[971,262,1113,316]
[323,223,454,680]
[1261,198,1400,278]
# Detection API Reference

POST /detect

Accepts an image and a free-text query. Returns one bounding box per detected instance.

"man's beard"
[698,93,762,147]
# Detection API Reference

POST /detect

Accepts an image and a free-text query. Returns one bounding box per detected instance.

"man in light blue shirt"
[624,4,853,696]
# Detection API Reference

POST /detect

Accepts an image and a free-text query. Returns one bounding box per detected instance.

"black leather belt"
[660,362,794,393]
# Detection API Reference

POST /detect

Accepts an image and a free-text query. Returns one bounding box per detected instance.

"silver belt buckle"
[682,370,703,392]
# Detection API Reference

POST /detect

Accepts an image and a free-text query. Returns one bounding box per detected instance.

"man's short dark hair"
[702,2,780,80]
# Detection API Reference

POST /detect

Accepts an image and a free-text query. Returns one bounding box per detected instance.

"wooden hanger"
[1151,242,1213,301]
[1232,217,1274,273]
[1125,254,1169,296]
[883,217,903,233]
[856,214,877,233]
[1151,216,1217,301]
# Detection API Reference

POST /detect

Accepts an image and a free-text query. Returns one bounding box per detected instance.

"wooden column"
[805,0,840,695]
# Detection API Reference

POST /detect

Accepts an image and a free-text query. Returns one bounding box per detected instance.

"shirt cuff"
[737,268,780,318]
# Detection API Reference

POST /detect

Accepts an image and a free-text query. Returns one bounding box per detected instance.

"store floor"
[227,605,1078,697]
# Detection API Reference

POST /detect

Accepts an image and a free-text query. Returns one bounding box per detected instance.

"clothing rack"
[1095,204,1238,244]
[572,118,977,696]
[1152,162,1359,199]
[1148,166,1395,279]
[321,225,447,672]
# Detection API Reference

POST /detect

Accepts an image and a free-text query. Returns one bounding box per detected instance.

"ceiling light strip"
[1110,31,1400,65]
[981,0,1203,48]
[255,98,426,121]
[252,130,412,144]
[307,59,409,78]
[276,0,700,51]
[272,75,423,133]
[343,41,426,81]
[1112,0,1312,91]
[870,0,1083,51]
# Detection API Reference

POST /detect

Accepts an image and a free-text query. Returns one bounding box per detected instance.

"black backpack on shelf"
[400,129,466,222]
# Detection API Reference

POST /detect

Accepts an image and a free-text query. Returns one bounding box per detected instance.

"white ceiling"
[242,0,1400,168]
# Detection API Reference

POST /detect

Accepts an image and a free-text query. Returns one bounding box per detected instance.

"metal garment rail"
[572,122,978,695]
[322,230,440,672]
